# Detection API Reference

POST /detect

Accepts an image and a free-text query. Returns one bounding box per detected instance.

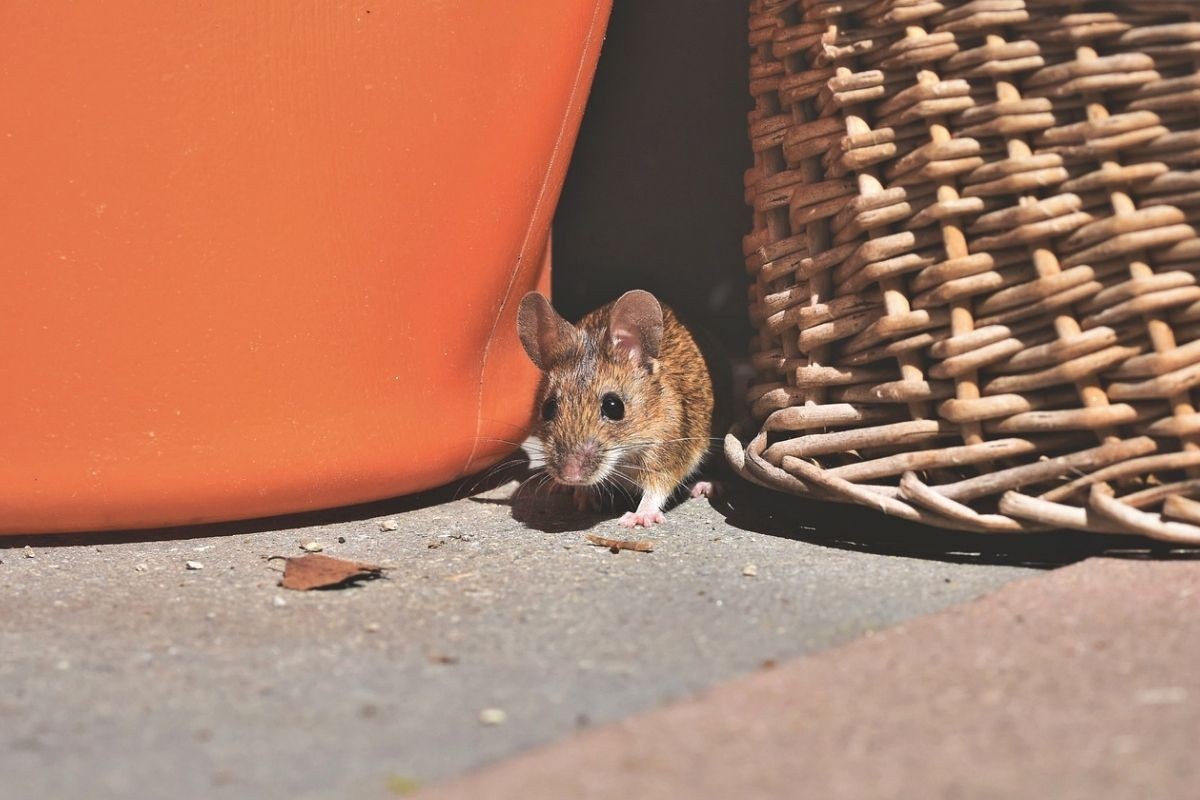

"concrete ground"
[1,477,1192,799]
[428,555,1200,800]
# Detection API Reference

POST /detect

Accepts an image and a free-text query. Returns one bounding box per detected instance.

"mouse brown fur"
[516,290,715,527]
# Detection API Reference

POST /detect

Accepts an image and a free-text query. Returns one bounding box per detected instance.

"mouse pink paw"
[690,480,721,499]
[619,510,666,528]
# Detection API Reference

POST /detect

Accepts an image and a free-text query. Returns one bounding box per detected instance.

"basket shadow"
[710,482,1200,569]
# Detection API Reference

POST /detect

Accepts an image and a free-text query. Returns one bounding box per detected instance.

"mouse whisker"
[456,455,531,499]
[515,469,553,500]
[475,417,534,434]
[597,472,635,507]
[536,473,560,499]
[607,471,642,503]
[470,434,548,455]
[470,436,524,447]
[603,443,655,458]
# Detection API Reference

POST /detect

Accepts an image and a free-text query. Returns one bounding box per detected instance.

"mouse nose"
[561,459,585,483]
[559,440,599,483]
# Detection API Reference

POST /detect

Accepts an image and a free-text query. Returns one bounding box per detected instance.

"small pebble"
[272,595,287,608]
[337,536,346,544]
[365,622,381,633]
[379,519,399,531]
[185,561,204,571]
[1136,686,1188,705]
[134,563,148,573]
[387,775,421,796]
[299,541,324,553]
[23,546,35,558]
[478,708,507,726]
[742,564,759,577]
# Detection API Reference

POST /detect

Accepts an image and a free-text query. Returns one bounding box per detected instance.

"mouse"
[516,289,716,528]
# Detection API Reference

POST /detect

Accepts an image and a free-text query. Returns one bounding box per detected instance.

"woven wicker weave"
[729,0,1200,541]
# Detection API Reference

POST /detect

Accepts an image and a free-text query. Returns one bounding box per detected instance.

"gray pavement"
[0,479,1136,799]
[427,556,1200,800]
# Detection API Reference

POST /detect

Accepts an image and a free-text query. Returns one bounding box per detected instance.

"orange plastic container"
[0,2,610,534]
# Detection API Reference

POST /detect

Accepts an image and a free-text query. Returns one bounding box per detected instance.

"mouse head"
[517,290,666,487]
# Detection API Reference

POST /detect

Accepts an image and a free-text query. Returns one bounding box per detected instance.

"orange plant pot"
[0,2,611,534]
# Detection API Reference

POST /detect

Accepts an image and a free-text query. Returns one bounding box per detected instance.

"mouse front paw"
[689,480,721,499]
[618,510,665,528]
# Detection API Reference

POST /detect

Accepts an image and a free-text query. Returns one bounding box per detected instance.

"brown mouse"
[516,289,715,527]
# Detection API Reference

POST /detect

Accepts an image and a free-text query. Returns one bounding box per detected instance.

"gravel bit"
[478,707,507,726]
[185,561,204,571]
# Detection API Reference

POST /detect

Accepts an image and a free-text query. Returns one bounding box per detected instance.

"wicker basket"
[729,0,1200,542]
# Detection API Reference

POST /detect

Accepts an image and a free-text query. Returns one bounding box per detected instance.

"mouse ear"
[608,290,663,365]
[517,292,577,370]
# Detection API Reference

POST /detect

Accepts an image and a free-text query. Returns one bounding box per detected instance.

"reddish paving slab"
[424,557,1199,799]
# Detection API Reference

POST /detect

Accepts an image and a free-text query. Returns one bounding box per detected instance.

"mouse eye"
[600,393,625,421]
[541,395,558,422]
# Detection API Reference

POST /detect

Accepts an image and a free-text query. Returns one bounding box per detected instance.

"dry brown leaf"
[277,554,386,591]
[585,534,655,553]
